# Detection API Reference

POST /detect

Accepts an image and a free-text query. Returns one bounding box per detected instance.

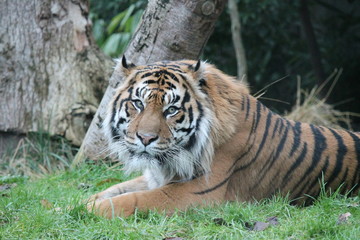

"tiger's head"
[103,57,217,187]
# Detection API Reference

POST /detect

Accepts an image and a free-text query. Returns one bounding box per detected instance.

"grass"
[1,160,360,240]
[0,132,75,178]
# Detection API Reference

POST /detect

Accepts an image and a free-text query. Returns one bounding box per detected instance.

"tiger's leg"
[87,176,149,203]
[90,176,227,218]
[89,152,234,219]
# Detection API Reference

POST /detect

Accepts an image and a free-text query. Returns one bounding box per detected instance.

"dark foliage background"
[90,0,360,128]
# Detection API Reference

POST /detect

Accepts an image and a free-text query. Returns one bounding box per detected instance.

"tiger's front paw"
[87,193,137,219]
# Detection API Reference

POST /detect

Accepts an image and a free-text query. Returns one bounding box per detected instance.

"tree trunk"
[0,0,113,150]
[76,0,227,164]
[228,0,248,84]
[299,0,326,90]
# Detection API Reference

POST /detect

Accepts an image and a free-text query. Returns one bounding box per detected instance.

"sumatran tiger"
[87,57,360,218]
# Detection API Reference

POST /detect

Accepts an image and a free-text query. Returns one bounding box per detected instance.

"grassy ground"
[1,160,360,240]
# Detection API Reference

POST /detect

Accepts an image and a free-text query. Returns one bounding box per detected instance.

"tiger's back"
[220,98,360,203]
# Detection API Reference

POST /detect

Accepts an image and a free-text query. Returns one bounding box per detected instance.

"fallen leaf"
[0,183,17,192]
[267,216,279,226]
[96,178,121,186]
[347,203,359,208]
[253,221,270,231]
[40,199,54,209]
[77,183,93,190]
[337,212,351,225]
[245,216,279,231]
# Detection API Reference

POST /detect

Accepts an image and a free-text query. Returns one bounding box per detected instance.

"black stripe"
[306,156,330,197]
[175,127,193,134]
[139,86,147,98]
[193,175,231,195]
[195,100,204,131]
[110,94,122,123]
[278,119,285,135]
[141,72,154,78]
[293,125,327,198]
[257,119,290,182]
[166,71,180,82]
[245,96,250,120]
[282,143,308,187]
[271,118,282,139]
[166,81,177,89]
[184,133,197,151]
[117,117,126,126]
[228,113,257,173]
[199,78,207,89]
[111,126,121,141]
[234,110,272,172]
[181,91,191,110]
[252,101,262,134]
[144,80,157,85]
[228,133,256,173]
[326,128,347,187]
[241,95,245,111]
[175,114,185,123]
[172,95,181,104]
[177,73,188,82]
[167,67,184,73]
[135,87,140,97]
[289,122,302,157]
[150,88,165,92]
[348,132,360,190]
[124,102,130,117]
[188,106,193,123]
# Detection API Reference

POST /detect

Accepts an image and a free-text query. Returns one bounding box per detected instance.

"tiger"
[87,57,360,219]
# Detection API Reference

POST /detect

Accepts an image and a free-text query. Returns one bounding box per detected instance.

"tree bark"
[76,0,227,164]
[299,0,326,90]
[0,0,113,148]
[228,0,248,84]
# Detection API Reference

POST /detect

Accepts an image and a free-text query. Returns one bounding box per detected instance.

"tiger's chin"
[116,145,207,189]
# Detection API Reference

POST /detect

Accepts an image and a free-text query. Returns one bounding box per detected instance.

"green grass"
[1,161,360,240]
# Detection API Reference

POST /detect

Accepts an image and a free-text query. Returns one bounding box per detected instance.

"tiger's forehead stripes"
[133,64,194,88]
[129,67,198,107]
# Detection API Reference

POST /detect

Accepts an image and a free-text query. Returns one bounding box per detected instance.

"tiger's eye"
[168,106,177,114]
[165,106,179,117]
[133,100,144,110]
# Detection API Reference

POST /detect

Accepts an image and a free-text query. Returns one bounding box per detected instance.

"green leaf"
[117,32,131,55]
[102,33,122,56]
[107,11,127,34]
[118,4,136,32]
[93,19,106,45]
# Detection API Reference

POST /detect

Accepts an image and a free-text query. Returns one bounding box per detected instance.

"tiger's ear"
[189,60,204,78]
[110,55,136,88]
[119,55,136,76]
[189,60,206,86]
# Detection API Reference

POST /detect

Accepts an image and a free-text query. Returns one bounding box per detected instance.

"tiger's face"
[103,58,214,186]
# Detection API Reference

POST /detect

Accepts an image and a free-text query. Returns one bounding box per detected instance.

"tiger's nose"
[136,132,158,146]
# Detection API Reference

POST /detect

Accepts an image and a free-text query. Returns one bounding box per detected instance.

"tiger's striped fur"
[88,58,360,218]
